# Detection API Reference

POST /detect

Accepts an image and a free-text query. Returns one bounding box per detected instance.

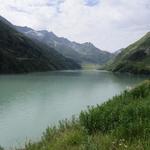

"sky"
[0,0,150,52]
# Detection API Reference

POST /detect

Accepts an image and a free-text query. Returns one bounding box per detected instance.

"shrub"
[79,81,150,140]
[21,80,150,150]
[0,146,4,150]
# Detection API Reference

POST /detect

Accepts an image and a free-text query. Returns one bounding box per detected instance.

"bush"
[0,146,4,150]
[79,81,150,140]
[22,80,150,150]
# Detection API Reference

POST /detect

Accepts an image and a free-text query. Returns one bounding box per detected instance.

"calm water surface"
[0,70,147,148]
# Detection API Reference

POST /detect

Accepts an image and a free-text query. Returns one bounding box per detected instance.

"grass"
[0,146,4,150]
[1,80,149,150]
[80,80,150,139]
[81,64,102,70]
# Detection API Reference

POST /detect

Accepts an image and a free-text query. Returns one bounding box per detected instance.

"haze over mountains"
[16,26,113,65]
[0,15,149,75]
[0,16,80,74]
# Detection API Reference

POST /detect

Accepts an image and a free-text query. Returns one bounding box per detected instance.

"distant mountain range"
[16,26,113,65]
[105,32,150,75]
[1,15,149,75]
[0,16,80,74]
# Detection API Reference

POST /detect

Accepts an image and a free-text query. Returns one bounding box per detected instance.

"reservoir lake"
[0,70,147,148]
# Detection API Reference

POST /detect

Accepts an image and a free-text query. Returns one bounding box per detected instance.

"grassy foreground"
[4,80,150,150]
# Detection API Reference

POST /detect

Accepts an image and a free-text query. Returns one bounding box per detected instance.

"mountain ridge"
[16,26,113,65]
[105,32,150,75]
[0,16,80,74]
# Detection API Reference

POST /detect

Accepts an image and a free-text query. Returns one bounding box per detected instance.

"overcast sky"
[0,0,150,52]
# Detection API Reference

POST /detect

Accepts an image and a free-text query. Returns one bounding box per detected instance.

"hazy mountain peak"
[0,15,13,27]
[38,30,49,34]
[15,25,113,64]
[114,48,124,56]
[0,15,80,73]
[83,42,93,46]
[15,26,33,33]
[82,42,98,49]
[49,31,56,35]
[145,31,150,38]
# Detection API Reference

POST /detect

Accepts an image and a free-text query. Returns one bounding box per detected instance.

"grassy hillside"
[0,16,80,74]
[106,32,150,75]
[12,80,150,150]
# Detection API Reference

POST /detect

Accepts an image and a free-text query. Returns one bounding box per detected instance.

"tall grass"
[0,146,4,150]
[80,80,150,140]
[15,80,150,150]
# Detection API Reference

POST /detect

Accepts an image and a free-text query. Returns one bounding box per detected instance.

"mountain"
[113,48,124,56]
[71,42,113,64]
[16,26,113,65]
[106,32,150,75]
[0,16,80,74]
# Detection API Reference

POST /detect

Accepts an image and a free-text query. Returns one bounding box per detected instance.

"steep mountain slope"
[113,48,124,56]
[0,16,80,74]
[16,26,113,65]
[71,42,112,64]
[106,32,150,74]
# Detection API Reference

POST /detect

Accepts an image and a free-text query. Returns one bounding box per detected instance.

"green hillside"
[11,80,150,150]
[106,32,150,75]
[0,16,80,74]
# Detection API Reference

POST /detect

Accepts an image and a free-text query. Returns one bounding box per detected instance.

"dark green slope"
[107,32,150,75]
[0,16,80,74]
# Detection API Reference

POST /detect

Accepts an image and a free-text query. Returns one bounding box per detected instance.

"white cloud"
[0,0,150,52]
